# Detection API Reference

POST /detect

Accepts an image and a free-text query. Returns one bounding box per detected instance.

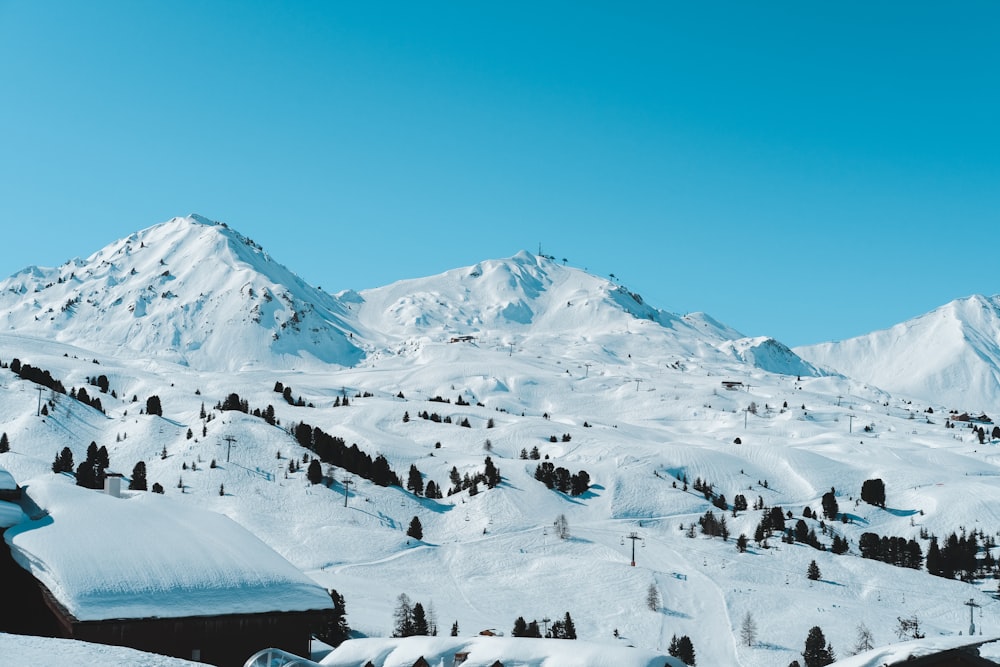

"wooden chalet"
[3,477,334,667]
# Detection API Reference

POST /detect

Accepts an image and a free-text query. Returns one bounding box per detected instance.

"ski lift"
[620,537,625,546]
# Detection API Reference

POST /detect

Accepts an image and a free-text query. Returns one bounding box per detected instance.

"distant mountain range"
[797,295,1000,411]
[3,214,1000,665]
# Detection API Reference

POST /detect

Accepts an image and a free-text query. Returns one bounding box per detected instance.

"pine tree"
[512,616,529,637]
[407,516,423,540]
[307,459,323,485]
[807,560,821,581]
[0,432,8,453]
[450,621,459,637]
[411,602,429,636]
[407,464,424,496]
[219,483,225,496]
[561,612,576,640]
[129,461,147,491]
[802,626,835,667]
[314,589,351,647]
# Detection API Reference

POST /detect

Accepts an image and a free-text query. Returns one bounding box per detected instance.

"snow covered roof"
[319,636,684,667]
[831,635,1000,667]
[4,476,333,622]
[0,467,16,491]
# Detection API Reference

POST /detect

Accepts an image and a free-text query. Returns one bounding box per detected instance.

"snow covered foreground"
[320,636,683,667]
[3,215,1000,666]
[0,632,206,666]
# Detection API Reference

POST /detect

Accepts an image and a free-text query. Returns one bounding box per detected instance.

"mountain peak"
[0,215,362,371]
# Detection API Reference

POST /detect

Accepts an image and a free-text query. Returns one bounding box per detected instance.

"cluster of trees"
[512,612,576,639]
[406,464,441,498]
[273,381,310,407]
[86,374,113,396]
[858,532,923,569]
[409,410,471,427]
[927,531,987,580]
[667,634,696,665]
[697,509,730,541]
[446,457,502,496]
[74,442,110,489]
[11,359,66,394]
[392,594,436,637]
[51,446,74,473]
[71,386,104,413]
[533,462,590,496]
[293,421,401,487]
[518,446,541,460]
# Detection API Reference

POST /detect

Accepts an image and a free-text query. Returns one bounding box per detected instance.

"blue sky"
[1,1,996,347]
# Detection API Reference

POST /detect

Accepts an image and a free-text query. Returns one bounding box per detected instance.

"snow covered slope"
[797,295,1000,410]
[0,215,363,371]
[1,216,999,667]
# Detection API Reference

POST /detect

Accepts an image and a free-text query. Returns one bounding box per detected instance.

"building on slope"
[4,476,334,667]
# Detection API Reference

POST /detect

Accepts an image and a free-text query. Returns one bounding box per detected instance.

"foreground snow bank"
[0,632,207,666]
[319,636,683,667]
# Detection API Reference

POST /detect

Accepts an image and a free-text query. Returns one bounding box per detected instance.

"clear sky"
[0,1,996,347]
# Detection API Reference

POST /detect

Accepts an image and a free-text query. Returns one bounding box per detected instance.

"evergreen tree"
[145,395,163,417]
[861,478,886,508]
[151,482,164,494]
[129,461,147,491]
[407,464,424,496]
[484,456,501,489]
[561,612,576,640]
[0,432,8,453]
[411,602,429,636]
[512,616,529,637]
[307,459,323,485]
[736,533,749,553]
[807,560,821,581]
[821,488,839,520]
[315,589,351,647]
[802,626,835,667]
[407,516,423,540]
[450,621,459,636]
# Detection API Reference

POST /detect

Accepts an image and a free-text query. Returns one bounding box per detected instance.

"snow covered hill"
[0,215,363,371]
[1,215,999,667]
[797,294,1000,411]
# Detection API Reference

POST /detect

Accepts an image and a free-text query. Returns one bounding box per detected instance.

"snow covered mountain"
[797,295,1000,411]
[3,215,1000,667]
[0,215,363,371]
